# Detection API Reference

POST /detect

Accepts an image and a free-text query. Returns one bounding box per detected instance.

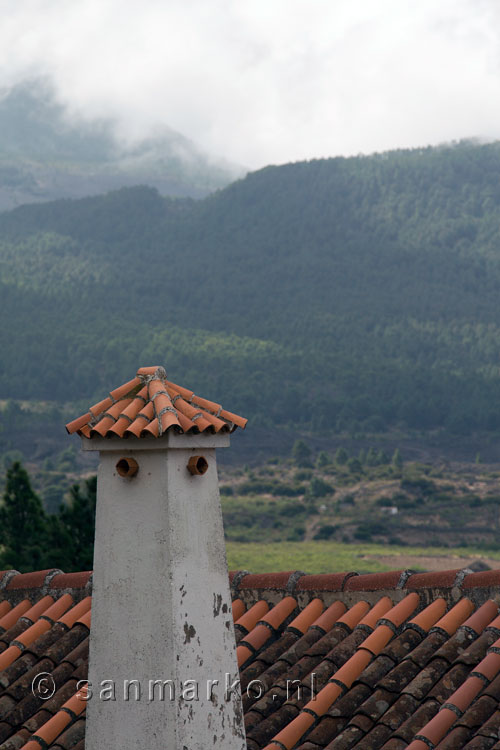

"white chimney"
[66,367,247,749]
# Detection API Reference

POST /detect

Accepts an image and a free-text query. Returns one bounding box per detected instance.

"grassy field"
[225,541,500,574]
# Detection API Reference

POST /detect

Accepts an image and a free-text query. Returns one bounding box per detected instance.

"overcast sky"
[1,0,500,168]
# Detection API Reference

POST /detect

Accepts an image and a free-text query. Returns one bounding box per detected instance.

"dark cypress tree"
[0,461,48,572]
[56,476,96,571]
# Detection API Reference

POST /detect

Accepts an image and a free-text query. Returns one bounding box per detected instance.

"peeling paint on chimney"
[83,432,246,749]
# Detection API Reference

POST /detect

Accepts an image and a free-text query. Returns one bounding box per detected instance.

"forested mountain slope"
[0,81,241,209]
[1,141,500,436]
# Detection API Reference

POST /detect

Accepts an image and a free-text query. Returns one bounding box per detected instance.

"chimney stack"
[66,366,247,749]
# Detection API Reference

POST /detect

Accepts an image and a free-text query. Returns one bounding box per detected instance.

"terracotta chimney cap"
[65,366,247,438]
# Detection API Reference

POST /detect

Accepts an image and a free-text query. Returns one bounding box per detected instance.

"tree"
[376,450,389,465]
[347,457,362,474]
[0,462,48,572]
[316,451,330,469]
[292,440,312,468]
[335,447,348,466]
[392,449,403,469]
[309,477,335,498]
[55,477,97,572]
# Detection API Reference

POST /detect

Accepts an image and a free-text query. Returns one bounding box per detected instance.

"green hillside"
[1,140,500,447]
[0,81,242,209]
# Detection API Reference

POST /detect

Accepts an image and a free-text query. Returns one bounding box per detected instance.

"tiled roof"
[65,366,247,438]
[2,567,500,748]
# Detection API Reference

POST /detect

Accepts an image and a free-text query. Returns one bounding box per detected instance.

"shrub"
[287,525,306,541]
[347,458,362,474]
[272,483,306,497]
[220,485,234,496]
[401,477,436,496]
[396,496,417,508]
[313,524,337,540]
[335,447,348,465]
[309,477,335,498]
[354,528,372,541]
[294,469,313,481]
[238,480,276,495]
[375,496,392,506]
[278,502,305,517]
[388,535,404,545]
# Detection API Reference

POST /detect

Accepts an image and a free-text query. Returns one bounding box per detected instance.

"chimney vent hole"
[187,455,209,475]
[116,457,139,478]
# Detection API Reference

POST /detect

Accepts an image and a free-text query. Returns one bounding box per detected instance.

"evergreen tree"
[309,476,335,498]
[376,450,389,465]
[347,457,362,474]
[0,462,48,572]
[392,449,403,469]
[316,451,330,469]
[335,447,348,466]
[292,440,312,468]
[56,477,97,572]
[44,514,72,570]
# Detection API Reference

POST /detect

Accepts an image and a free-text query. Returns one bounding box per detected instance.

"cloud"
[1,0,500,167]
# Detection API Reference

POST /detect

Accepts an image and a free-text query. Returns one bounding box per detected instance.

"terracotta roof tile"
[237,571,301,590]
[49,572,91,591]
[296,573,357,592]
[1,567,500,747]
[18,596,56,624]
[431,597,476,636]
[238,597,297,667]
[338,602,371,631]
[463,570,500,589]
[409,598,447,631]
[88,396,113,418]
[90,398,134,437]
[358,596,393,627]
[6,571,60,591]
[406,569,465,589]
[109,377,141,402]
[232,599,246,621]
[289,599,325,634]
[0,601,32,632]
[66,366,247,438]
[234,600,270,640]
[312,601,348,633]
[462,600,499,635]
[344,571,406,592]
[57,598,91,629]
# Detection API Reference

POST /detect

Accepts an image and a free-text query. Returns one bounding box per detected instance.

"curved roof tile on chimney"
[65,365,248,438]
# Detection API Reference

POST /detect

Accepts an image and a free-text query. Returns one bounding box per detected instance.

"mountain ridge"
[1,140,500,440]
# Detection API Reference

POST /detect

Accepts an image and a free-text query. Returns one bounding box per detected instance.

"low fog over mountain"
[0,81,244,210]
